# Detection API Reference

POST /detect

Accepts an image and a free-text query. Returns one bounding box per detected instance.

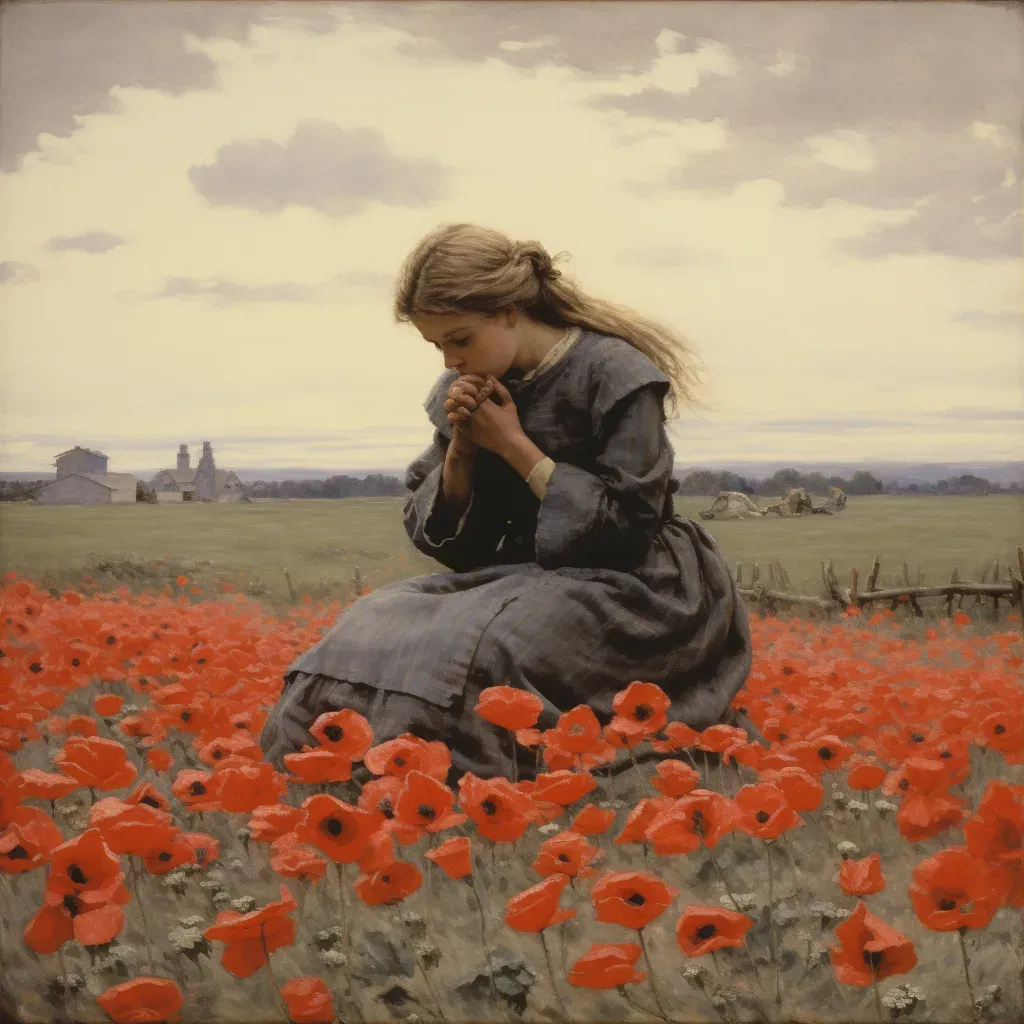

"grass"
[1,495,1020,610]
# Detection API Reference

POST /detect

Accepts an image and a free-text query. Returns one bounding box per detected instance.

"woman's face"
[411,310,519,378]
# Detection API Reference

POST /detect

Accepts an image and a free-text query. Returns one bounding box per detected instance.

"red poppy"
[393,770,467,835]
[831,901,917,986]
[784,736,855,775]
[424,835,473,880]
[650,721,700,754]
[171,769,221,812]
[54,736,138,791]
[531,769,597,807]
[505,874,576,932]
[363,733,450,782]
[571,804,617,836]
[23,829,131,953]
[964,780,1024,863]
[909,846,1004,931]
[198,733,263,767]
[676,906,754,957]
[475,685,544,731]
[94,694,125,718]
[697,725,748,754]
[141,831,197,874]
[296,793,383,863]
[284,749,354,784]
[125,782,173,815]
[846,758,888,792]
[545,706,603,755]
[838,854,886,896]
[66,714,100,738]
[645,791,739,855]
[734,783,801,841]
[280,976,336,1024]
[609,681,671,741]
[615,796,677,847]
[457,773,536,843]
[532,830,604,879]
[17,768,79,801]
[357,828,396,874]
[757,766,824,813]
[269,834,327,883]
[896,790,965,843]
[592,871,679,930]
[203,884,297,978]
[0,805,64,873]
[353,858,422,906]
[248,804,305,844]
[651,760,701,798]
[568,942,646,989]
[96,977,184,1024]
[145,749,173,773]
[89,797,177,857]
[208,758,288,814]
[358,776,423,846]
[175,832,219,868]
[310,709,375,760]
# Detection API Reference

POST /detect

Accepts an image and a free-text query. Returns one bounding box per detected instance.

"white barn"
[29,447,138,505]
[149,442,244,502]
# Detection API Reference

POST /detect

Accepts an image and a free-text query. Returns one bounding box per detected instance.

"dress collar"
[499,325,583,393]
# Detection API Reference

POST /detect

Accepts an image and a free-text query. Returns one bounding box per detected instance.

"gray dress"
[260,330,753,784]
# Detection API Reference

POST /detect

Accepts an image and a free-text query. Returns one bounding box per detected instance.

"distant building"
[28,446,138,505]
[148,442,244,502]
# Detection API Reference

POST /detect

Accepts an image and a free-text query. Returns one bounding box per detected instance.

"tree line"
[1,468,1018,502]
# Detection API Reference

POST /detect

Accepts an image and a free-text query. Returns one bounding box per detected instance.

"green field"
[1,495,1021,612]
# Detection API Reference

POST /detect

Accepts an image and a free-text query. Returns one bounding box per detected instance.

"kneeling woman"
[260,222,756,786]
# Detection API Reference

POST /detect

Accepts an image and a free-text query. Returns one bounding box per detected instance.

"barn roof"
[28,473,113,491]
[54,446,108,460]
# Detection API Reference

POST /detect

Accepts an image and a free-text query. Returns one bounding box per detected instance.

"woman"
[260,223,756,786]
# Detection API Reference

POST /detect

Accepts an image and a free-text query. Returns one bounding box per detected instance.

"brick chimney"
[177,444,190,471]
[194,441,216,501]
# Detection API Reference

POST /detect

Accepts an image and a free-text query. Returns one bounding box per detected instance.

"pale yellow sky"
[0,1,1021,474]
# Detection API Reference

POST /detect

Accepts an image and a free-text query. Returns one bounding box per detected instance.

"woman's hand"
[447,375,526,458]
[445,375,492,458]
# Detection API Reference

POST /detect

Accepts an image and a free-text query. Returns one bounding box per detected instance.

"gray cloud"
[46,230,124,254]
[354,1,1022,260]
[188,120,452,215]
[0,1,340,173]
[135,269,393,308]
[0,260,39,284]
[951,309,1022,331]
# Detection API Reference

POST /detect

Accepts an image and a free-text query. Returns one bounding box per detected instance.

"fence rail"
[733,547,1024,636]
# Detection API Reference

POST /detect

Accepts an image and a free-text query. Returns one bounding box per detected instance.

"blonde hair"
[393,223,708,420]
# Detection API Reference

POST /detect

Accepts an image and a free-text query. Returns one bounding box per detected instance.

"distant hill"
[3,460,1021,485]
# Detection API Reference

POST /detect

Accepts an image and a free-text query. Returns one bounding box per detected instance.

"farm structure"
[28,447,137,505]
[148,442,244,503]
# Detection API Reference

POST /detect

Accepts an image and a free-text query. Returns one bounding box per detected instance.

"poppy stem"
[717,758,728,796]
[397,903,449,1023]
[638,927,673,1022]
[628,746,653,797]
[871,967,883,1023]
[619,984,666,1021]
[765,842,781,1007]
[539,928,571,1022]
[334,861,353,958]
[507,729,518,785]
[957,928,977,1016]
[128,855,155,974]
[259,923,291,1023]
[465,877,509,1023]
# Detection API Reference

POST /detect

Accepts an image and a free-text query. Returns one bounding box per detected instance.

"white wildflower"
[318,948,349,967]
[836,841,860,859]
[538,823,562,835]
[875,799,897,815]
[845,800,869,816]
[230,897,257,914]
[720,892,757,912]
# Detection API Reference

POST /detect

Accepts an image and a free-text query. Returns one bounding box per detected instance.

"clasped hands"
[444,374,526,458]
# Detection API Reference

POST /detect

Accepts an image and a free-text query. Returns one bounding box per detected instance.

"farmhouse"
[148,442,244,502]
[29,447,138,505]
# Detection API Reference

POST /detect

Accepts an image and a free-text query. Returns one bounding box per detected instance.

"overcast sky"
[0,0,1021,474]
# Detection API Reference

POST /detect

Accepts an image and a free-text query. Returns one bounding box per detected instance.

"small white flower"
[719,892,757,912]
[837,841,860,859]
[846,800,869,815]
[875,799,897,814]
[538,823,562,835]
[318,948,349,967]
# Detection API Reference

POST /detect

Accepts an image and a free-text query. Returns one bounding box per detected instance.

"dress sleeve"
[402,427,506,572]
[534,377,674,571]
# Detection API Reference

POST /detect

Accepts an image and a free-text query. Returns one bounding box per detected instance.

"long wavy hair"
[393,223,708,420]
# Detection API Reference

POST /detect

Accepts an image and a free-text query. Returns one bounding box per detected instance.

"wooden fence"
[733,546,1024,635]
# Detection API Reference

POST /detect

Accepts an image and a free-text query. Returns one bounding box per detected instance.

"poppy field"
[2,571,1024,1024]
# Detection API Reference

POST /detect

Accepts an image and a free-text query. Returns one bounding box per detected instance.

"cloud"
[348,1,1021,260]
[0,1,340,173]
[951,309,1022,331]
[0,260,39,284]
[46,231,124,254]
[133,269,393,308]
[187,120,453,216]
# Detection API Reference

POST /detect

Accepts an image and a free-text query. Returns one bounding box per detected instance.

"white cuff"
[526,457,556,500]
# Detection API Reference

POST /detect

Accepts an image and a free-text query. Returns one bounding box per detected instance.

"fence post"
[945,566,959,618]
